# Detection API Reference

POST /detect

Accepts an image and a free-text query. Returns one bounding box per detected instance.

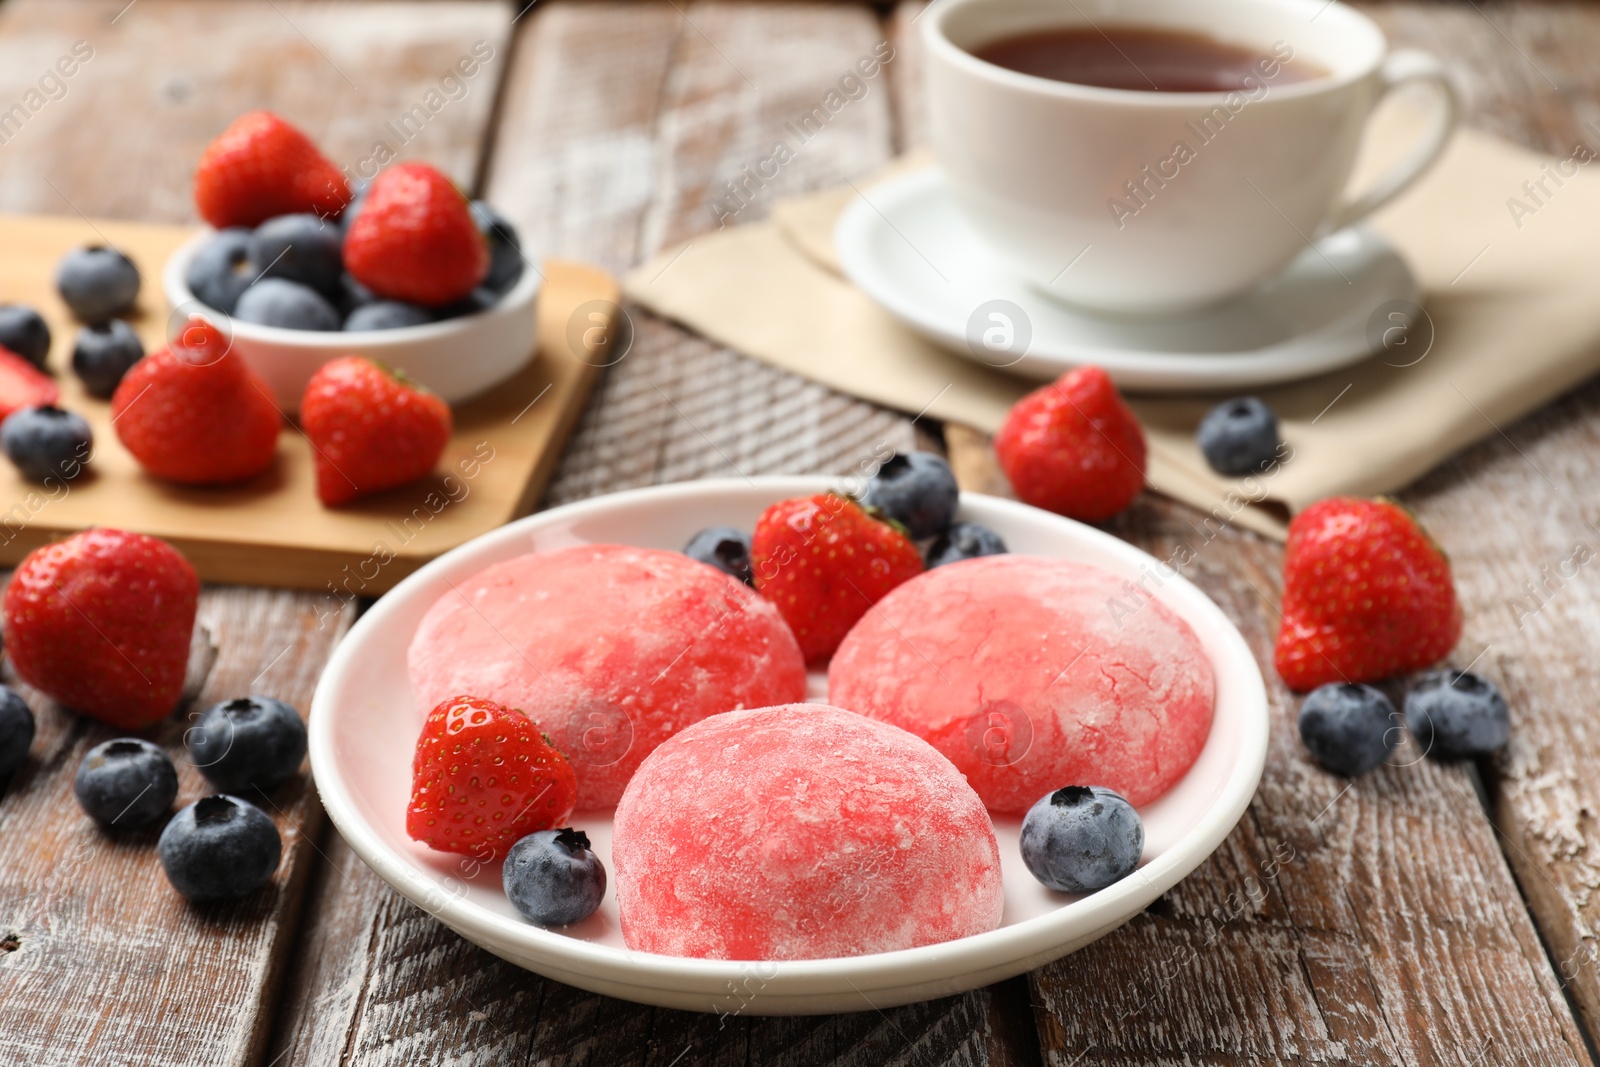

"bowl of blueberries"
[162,194,539,411]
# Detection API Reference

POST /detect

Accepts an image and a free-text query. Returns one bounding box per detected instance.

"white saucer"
[309,477,1268,1015]
[835,168,1419,391]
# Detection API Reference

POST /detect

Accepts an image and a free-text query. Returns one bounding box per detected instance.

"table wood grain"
[1,2,1598,1065]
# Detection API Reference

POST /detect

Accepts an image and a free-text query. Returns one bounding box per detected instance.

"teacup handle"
[1319,49,1460,234]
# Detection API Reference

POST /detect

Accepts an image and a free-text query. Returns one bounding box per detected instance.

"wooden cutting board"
[0,214,614,596]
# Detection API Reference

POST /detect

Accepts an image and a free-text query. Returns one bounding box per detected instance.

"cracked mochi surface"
[408,544,807,810]
[828,555,1215,814]
[612,704,1004,960]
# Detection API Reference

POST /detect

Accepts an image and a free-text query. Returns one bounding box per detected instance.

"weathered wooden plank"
[0,2,510,1065]
[0,0,511,222]
[0,586,354,1067]
[270,3,1041,1066]
[894,0,1600,1062]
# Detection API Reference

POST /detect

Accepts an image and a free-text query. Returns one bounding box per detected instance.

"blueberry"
[503,827,607,926]
[0,686,35,782]
[344,301,432,332]
[682,526,753,585]
[470,201,526,295]
[1,406,92,483]
[1404,670,1510,759]
[339,179,370,234]
[72,320,145,398]
[73,738,178,827]
[862,452,960,539]
[434,287,498,320]
[185,228,256,314]
[0,305,52,368]
[926,521,1007,568]
[1019,785,1144,893]
[186,695,307,793]
[56,245,140,323]
[1298,682,1398,776]
[250,213,344,296]
[1197,397,1280,476]
[158,795,282,901]
[234,278,340,332]
[336,273,378,316]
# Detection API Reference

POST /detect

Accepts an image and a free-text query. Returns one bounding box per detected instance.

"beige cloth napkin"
[623,108,1600,539]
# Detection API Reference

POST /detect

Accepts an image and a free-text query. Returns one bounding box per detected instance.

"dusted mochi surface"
[408,544,807,809]
[828,555,1215,814]
[612,704,1004,960]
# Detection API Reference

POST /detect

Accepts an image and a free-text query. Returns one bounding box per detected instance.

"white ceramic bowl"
[308,477,1269,1015]
[162,230,541,410]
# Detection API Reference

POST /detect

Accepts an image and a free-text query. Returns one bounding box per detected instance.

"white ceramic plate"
[835,167,1418,391]
[162,231,541,411]
[309,477,1269,1015]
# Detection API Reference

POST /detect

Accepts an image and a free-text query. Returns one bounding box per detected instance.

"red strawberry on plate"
[193,110,350,228]
[342,162,488,307]
[300,356,452,506]
[111,317,281,484]
[1274,496,1463,690]
[3,529,199,728]
[752,493,923,664]
[406,695,578,860]
[0,347,59,421]
[994,364,1146,523]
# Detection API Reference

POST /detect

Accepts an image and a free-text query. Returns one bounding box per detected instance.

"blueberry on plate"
[56,245,140,323]
[1019,785,1144,894]
[470,200,526,295]
[74,738,178,827]
[72,320,145,398]
[862,451,960,540]
[186,696,307,793]
[503,827,607,926]
[1297,682,1397,776]
[158,795,282,901]
[0,305,51,368]
[1404,670,1510,759]
[0,686,35,782]
[344,301,432,332]
[1,406,92,483]
[185,227,256,314]
[926,521,1007,568]
[434,287,498,320]
[234,278,340,331]
[250,213,344,297]
[682,526,753,585]
[1196,396,1281,476]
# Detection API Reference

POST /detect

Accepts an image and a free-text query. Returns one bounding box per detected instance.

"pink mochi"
[613,704,1004,960]
[828,555,1215,814]
[407,544,807,810]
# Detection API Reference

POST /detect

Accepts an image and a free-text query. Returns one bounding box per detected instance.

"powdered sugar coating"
[408,544,807,809]
[828,555,1215,814]
[612,704,1004,960]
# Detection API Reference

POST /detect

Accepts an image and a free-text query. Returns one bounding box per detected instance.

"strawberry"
[300,356,452,506]
[406,695,577,860]
[994,365,1145,523]
[111,317,280,484]
[193,110,349,228]
[0,347,59,421]
[1274,497,1462,691]
[342,163,487,307]
[3,529,198,728]
[751,493,923,663]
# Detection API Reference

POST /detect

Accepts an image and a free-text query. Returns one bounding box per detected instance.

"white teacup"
[922,0,1459,314]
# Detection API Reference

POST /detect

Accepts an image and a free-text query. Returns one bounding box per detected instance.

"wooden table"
[2,2,1598,1064]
